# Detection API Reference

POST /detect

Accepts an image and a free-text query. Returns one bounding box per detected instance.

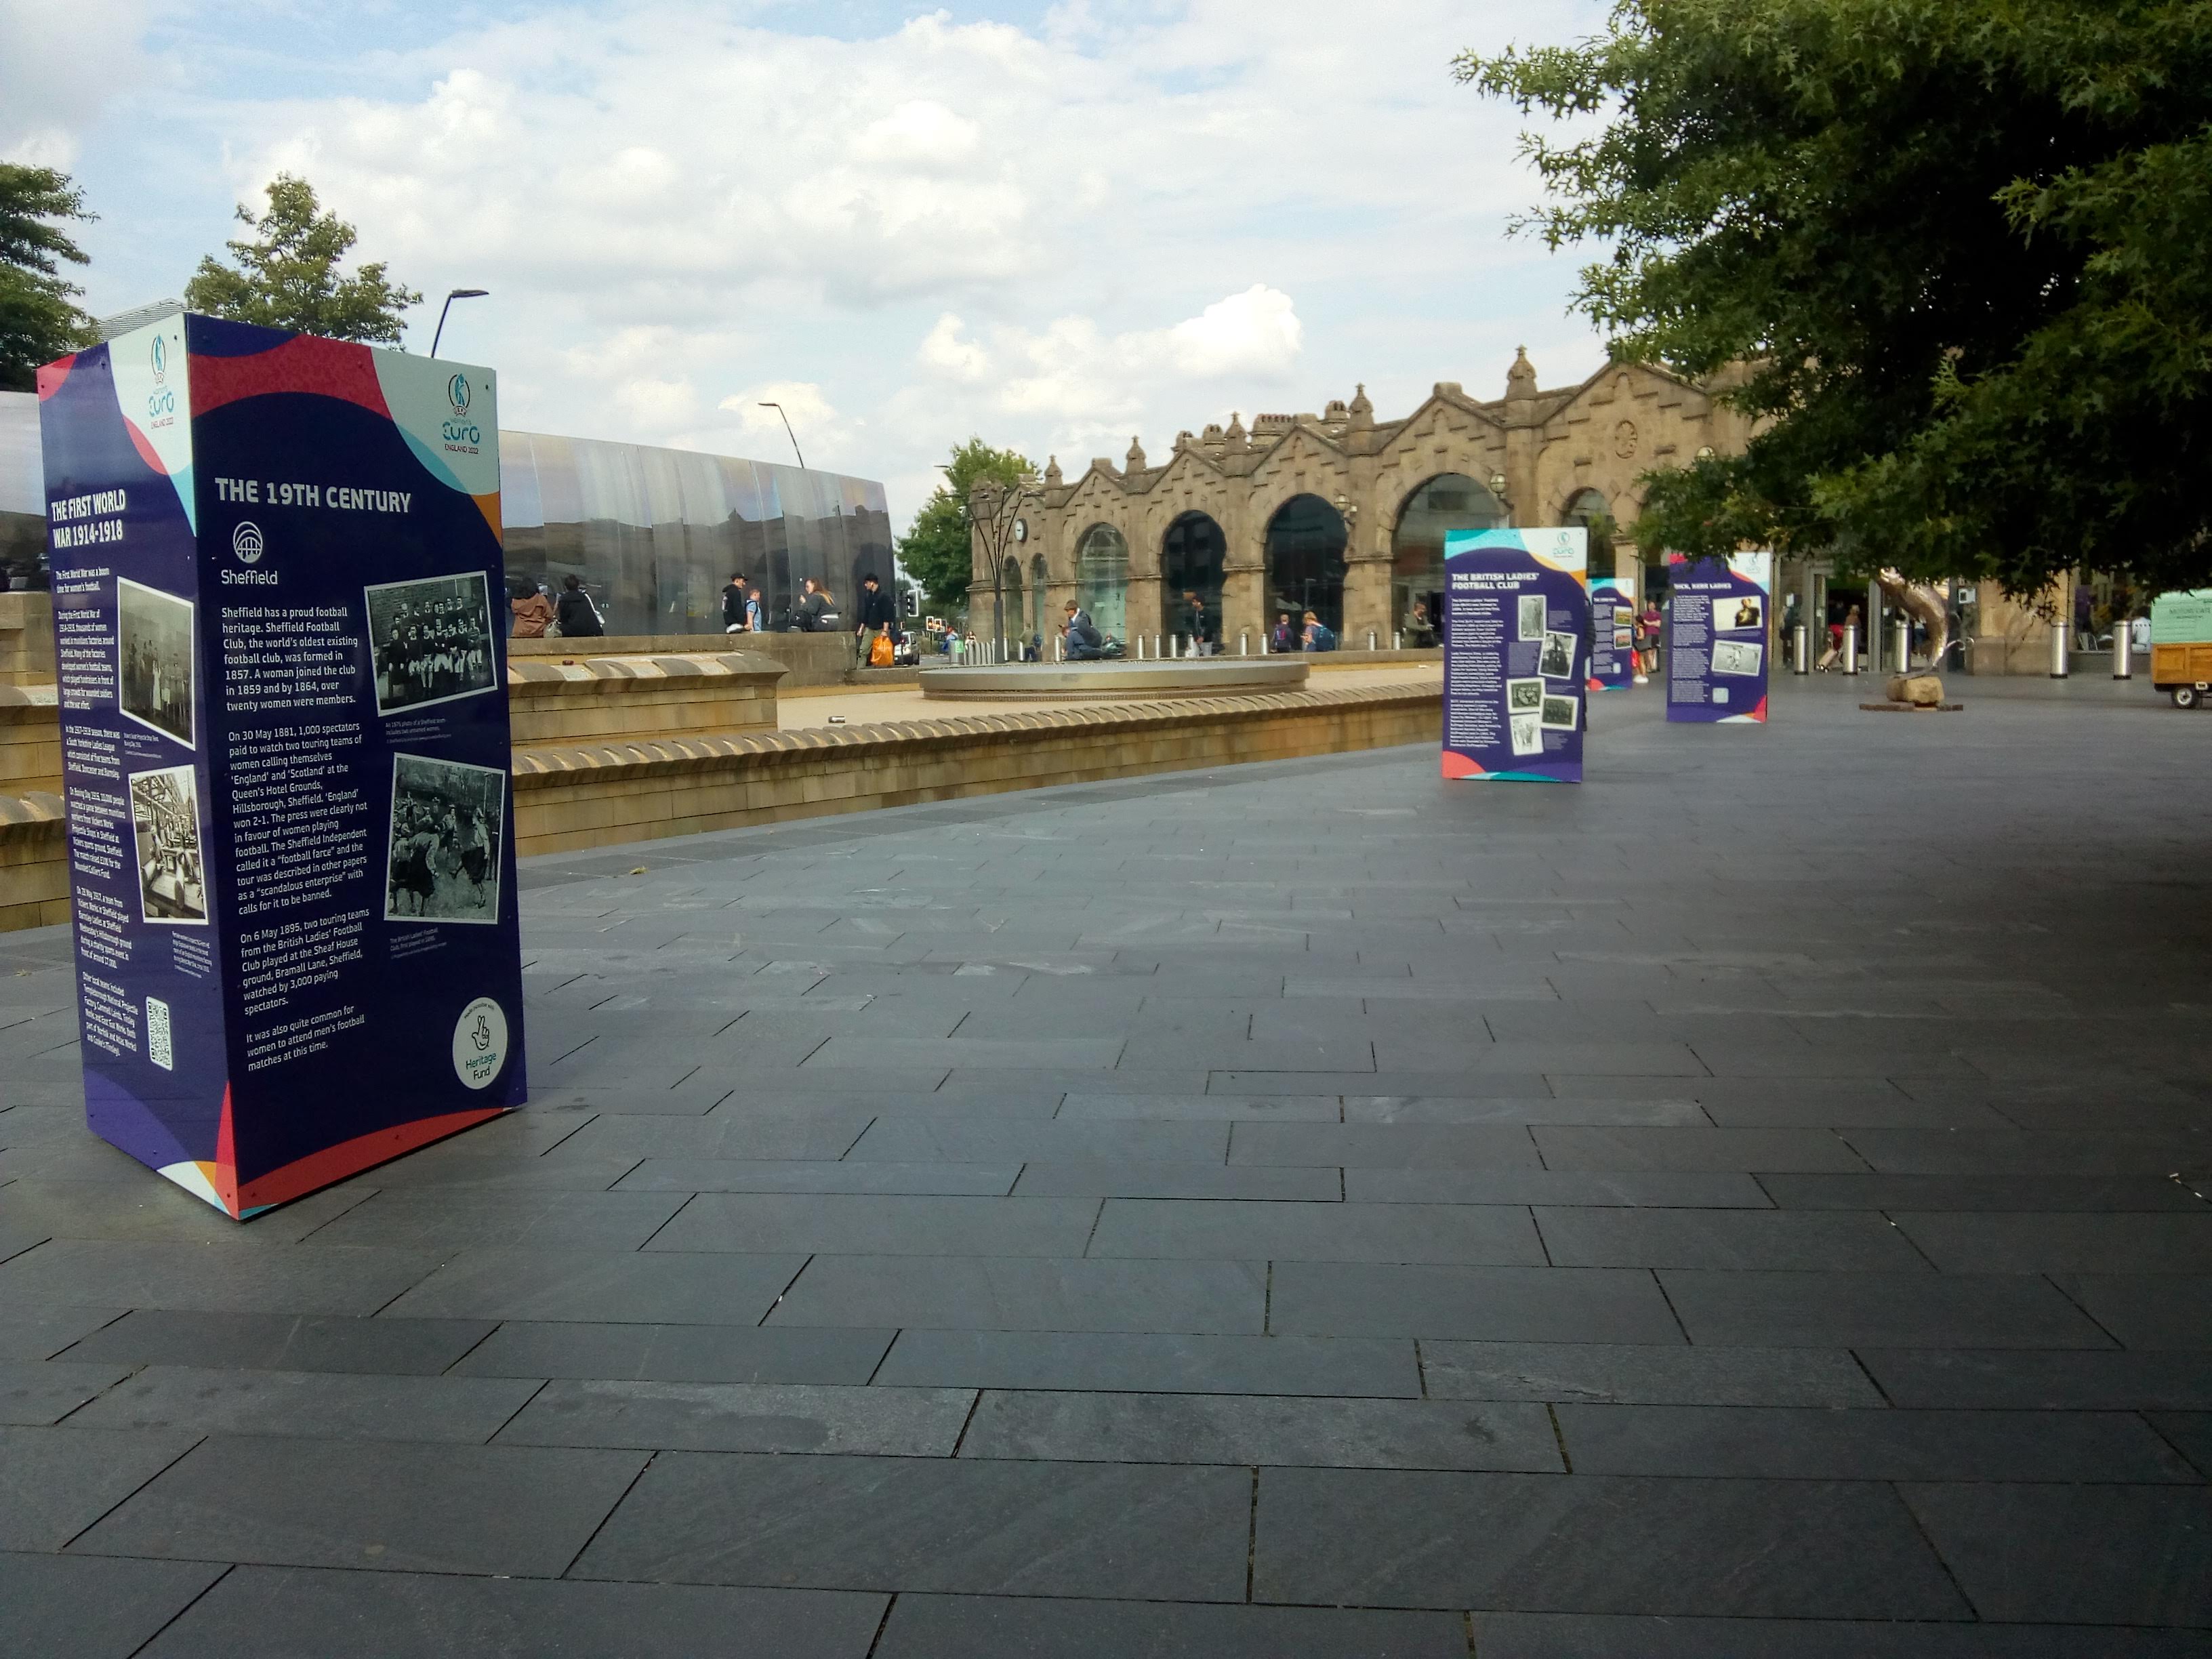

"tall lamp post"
[759,402,806,469]
[430,289,489,357]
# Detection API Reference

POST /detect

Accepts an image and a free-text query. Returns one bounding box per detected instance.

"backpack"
[1309,623,1337,652]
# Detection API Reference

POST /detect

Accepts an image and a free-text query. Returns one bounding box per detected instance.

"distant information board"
[1666,550,1774,724]
[38,312,527,1218]
[1589,575,1635,691]
[1441,527,1589,783]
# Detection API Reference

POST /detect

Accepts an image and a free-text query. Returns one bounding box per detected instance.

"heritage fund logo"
[451,996,509,1090]
[232,521,264,564]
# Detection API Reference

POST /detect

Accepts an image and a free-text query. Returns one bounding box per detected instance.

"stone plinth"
[512,630,857,687]
[920,659,1309,701]
[0,592,56,687]
[506,653,785,747]
[0,686,61,796]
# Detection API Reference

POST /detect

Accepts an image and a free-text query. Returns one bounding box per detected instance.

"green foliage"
[184,174,421,344]
[897,436,1033,605]
[0,164,97,391]
[1459,1,2212,594]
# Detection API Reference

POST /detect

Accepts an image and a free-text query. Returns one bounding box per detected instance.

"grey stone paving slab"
[572,1452,1250,1600]
[1345,1168,1771,1206]
[1054,1092,1344,1122]
[615,1159,1023,1194]
[644,1193,1101,1257]
[1419,1341,1883,1407]
[1532,1126,1870,1172]
[555,1113,875,1163]
[451,1321,893,1384]
[0,1240,442,1315]
[873,1594,1468,1658]
[1252,1467,1967,1616]
[958,1388,1562,1471]
[874,1329,1419,1396]
[1269,1263,1685,1343]
[1471,1611,2212,1656]
[348,1149,645,1191]
[66,1364,541,1443]
[0,1176,378,1246]
[1088,1197,1546,1265]
[1660,1269,2116,1349]
[1010,1160,1343,1200]
[2052,1275,2212,1350]
[1890,1212,2212,1274]
[1756,1173,2210,1211]
[71,1434,647,1576]
[2152,1412,2212,1477]
[495,1380,974,1454]
[0,1357,131,1423]
[1861,1349,2212,1410]
[1225,1122,1541,1168]
[0,1553,228,1659]
[1339,1094,1707,1126]
[58,1309,494,1375]
[1533,1207,1932,1271]
[1213,1069,1555,1097]
[845,1118,1230,1164]
[1903,1483,2212,1625]
[297,1188,688,1250]
[1554,1403,2198,1481]
[770,1255,1268,1333]
[382,1247,804,1324]
[0,1423,200,1549]
[1844,1130,2211,1175]
[138,1568,888,1658]
[0,1303,124,1359]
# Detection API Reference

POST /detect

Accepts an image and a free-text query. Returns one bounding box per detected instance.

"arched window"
[1161,513,1227,635]
[1264,495,1347,636]
[1074,523,1130,638]
[999,556,1023,644]
[1391,472,1505,634]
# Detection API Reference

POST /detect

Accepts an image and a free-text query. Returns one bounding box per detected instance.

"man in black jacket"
[720,572,747,634]
[555,575,605,638]
[855,573,897,640]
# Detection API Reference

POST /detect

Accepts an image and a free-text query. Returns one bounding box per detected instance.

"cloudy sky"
[3,0,1616,525]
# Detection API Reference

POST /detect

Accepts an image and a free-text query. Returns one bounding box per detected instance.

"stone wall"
[512,630,862,687]
[0,593,56,687]
[0,791,66,933]
[509,683,1440,857]
[1,689,61,797]
[506,653,783,747]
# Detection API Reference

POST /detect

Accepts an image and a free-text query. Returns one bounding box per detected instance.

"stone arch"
[1029,552,1048,640]
[1161,511,1227,640]
[998,555,1024,646]
[1391,472,1507,636]
[1073,521,1130,638]
[1263,494,1348,638]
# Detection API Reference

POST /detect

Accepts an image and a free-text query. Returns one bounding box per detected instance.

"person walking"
[721,572,748,634]
[1183,590,1214,657]
[1300,609,1337,652]
[555,575,605,638]
[1638,598,1664,680]
[855,573,897,664]
[1271,612,1295,653]
[745,583,763,633]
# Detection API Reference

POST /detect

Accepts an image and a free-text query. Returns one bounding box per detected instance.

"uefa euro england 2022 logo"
[232,521,264,564]
[442,371,482,451]
[150,335,167,384]
[447,373,470,415]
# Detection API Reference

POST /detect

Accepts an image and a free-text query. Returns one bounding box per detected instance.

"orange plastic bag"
[869,630,895,667]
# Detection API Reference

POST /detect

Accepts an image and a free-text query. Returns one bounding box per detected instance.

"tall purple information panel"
[1666,550,1774,724]
[37,312,526,1218]
[1441,528,1590,783]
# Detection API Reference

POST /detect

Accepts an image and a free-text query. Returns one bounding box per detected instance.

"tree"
[184,174,421,344]
[0,164,97,391]
[1459,1,2212,596]
[897,437,1034,606]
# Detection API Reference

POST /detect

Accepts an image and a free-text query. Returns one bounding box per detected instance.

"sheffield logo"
[232,521,264,564]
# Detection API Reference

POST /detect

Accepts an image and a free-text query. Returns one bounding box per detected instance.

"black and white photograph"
[117,577,195,747]
[384,753,505,925]
[1712,638,1765,676]
[1517,592,1547,640]
[1540,692,1580,731]
[1727,595,1764,631]
[129,764,207,924]
[1538,628,1576,678]
[365,571,499,716]
[1507,676,1544,712]
[1509,710,1543,756]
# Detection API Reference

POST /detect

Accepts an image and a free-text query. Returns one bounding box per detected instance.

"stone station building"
[967,350,1760,652]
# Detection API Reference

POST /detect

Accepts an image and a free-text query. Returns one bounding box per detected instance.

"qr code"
[146,996,173,1071]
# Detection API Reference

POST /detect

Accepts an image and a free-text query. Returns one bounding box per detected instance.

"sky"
[2,0,1619,528]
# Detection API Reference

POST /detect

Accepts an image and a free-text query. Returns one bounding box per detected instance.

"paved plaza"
[2,674,2209,1656]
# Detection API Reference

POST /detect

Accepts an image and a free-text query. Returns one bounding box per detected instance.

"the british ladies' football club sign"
[1441,527,1590,783]
[37,312,527,1218]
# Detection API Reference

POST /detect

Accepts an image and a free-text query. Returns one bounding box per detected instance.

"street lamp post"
[759,403,806,469]
[430,289,489,357]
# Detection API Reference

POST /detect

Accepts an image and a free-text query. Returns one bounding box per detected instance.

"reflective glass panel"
[1075,523,1130,638]
[1265,495,1347,636]
[1391,472,1504,634]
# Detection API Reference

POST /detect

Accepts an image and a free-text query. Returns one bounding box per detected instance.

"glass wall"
[1075,523,1130,638]
[1161,512,1226,634]
[1265,494,1348,635]
[499,430,893,636]
[1391,472,1506,634]
[0,393,893,622]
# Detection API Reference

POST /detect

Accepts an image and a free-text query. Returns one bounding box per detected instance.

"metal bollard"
[2114,622,2133,680]
[1368,630,1376,651]
[1154,634,1163,660]
[1893,621,1910,672]
[1842,625,1858,675]
[1394,631,1403,650]
[1240,632,1249,657]
[1793,623,1809,674]
[2050,621,2069,678]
